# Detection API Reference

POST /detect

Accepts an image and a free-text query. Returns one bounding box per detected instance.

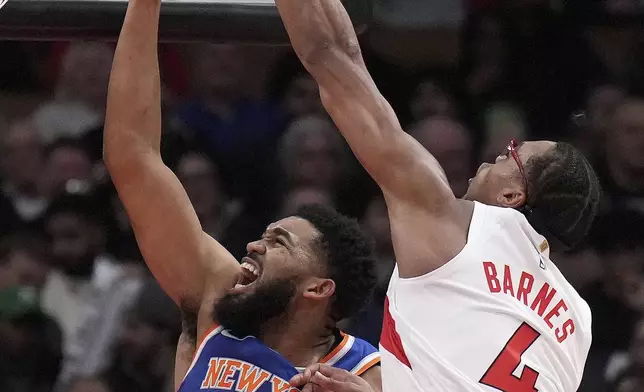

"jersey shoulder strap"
[313,332,380,376]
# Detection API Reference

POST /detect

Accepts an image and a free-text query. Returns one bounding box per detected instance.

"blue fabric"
[179,328,379,392]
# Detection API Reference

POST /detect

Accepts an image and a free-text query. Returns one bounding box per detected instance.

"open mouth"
[234,256,262,290]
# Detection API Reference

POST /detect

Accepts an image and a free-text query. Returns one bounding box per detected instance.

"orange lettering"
[215,359,240,390]
[530,283,557,317]
[237,363,271,392]
[502,265,515,296]
[544,299,568,329]
[517,272,534,306]
[201,358,225,389]
[271,376,293,392]
[483,262,501,293]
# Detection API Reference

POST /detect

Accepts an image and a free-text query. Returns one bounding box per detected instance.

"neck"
[260,309,336,368]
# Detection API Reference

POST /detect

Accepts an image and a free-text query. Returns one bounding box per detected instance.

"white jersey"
[380,202,592,392]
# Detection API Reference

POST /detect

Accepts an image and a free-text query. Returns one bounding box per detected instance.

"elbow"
[299,37,362,67]
[103,136,140,175]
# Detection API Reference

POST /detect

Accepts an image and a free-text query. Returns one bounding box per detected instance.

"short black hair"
[295,204,376,321]
[524,142,601,251]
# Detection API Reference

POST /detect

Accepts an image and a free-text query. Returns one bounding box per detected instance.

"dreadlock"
[523,142,601,251]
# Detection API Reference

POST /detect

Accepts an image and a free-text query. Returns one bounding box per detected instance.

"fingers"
[291,364,362,392]
[310,370,353,392]
[290,364,321,387]
[315,364,352,382]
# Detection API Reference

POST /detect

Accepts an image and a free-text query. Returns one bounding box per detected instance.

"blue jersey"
[179,325,380,392]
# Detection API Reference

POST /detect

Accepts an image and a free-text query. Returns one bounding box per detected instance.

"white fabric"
[381,202,592,392]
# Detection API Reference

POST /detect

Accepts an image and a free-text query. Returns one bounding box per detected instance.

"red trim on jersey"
[380,297,412,369]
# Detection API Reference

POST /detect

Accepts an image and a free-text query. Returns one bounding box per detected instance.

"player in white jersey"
[275,0,601,391]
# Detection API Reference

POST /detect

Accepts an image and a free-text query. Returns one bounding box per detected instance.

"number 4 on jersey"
[480,322,541,392]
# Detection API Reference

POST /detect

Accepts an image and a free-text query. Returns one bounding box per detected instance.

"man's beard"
[214,277,297,338]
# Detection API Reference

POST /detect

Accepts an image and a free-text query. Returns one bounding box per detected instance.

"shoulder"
[324,333,380,376]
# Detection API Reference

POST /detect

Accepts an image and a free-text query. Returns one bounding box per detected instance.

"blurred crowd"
[1,1,644,392]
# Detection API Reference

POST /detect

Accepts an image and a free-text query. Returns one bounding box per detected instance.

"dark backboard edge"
[0,0,372,43]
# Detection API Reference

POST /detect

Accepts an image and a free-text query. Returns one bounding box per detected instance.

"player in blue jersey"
[103,1,382,391]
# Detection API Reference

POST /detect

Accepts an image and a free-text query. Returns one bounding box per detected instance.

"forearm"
[275,0,453,209]
[275,0,359,69]
[104,0,162,162]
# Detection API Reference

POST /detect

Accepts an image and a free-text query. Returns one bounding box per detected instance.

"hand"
[290,364,374,392]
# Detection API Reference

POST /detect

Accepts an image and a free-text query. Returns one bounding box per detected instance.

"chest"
[179,331,299,392]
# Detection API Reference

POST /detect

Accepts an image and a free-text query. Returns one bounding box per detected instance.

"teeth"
[235,283,244,289]
[241,262,260,277]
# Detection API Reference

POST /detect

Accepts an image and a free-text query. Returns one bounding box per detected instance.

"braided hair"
[521,142,601,251]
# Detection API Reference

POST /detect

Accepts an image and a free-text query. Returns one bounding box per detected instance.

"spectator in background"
[408,77,457,123]
[480,102,528,163]
[174,44,281,198]
[551,240,604,293]
[277,115,345,195]
[573,83,626,160]
[176,151,240,239]
[0,286,62,392]
[605,318,644,392]
[580,210,644,389]
[43,137,95,198]
[100,278,180,392]
[279,73,323,120]
[599,96,644,211]
[0,119,48,234]
[0,233,50,290]
[40,191,128,375]
[458,8,511,112]
[409,116,474,197]
[278,187,335,218]
[57,240,144,389]
[32,42,113,143]
[269,53,324,122]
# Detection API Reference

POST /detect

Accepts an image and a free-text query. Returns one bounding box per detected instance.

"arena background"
[0,1,643,391]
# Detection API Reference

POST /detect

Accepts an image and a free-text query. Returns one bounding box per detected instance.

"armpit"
[180,306,198,343]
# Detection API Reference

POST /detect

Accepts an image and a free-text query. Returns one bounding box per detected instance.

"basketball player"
[103,0,382,391]
[275,0,601,391]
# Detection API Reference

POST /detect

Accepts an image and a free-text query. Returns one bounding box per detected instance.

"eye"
[276,238,286,246]
[495,149,510,163]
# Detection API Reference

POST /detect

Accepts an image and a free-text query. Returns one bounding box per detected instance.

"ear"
[302,278,336,301]
[497,186,526,209]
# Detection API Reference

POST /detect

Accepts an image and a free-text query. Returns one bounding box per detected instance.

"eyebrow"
[268,226,295,246]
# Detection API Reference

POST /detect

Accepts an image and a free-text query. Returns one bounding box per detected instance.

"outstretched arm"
[275,0,465,276]
[103,0,239,309]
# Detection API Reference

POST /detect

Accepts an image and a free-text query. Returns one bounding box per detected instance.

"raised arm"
[275,0,467,276]
[274,0,454,207]
[103,0,239,309]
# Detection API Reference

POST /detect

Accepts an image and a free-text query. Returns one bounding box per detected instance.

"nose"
[246,240,266,256]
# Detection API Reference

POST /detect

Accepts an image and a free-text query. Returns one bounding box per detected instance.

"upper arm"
[360,365,382,392]
[303,49,470,277]
[105,150,240,307]
[305,47,455,212]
